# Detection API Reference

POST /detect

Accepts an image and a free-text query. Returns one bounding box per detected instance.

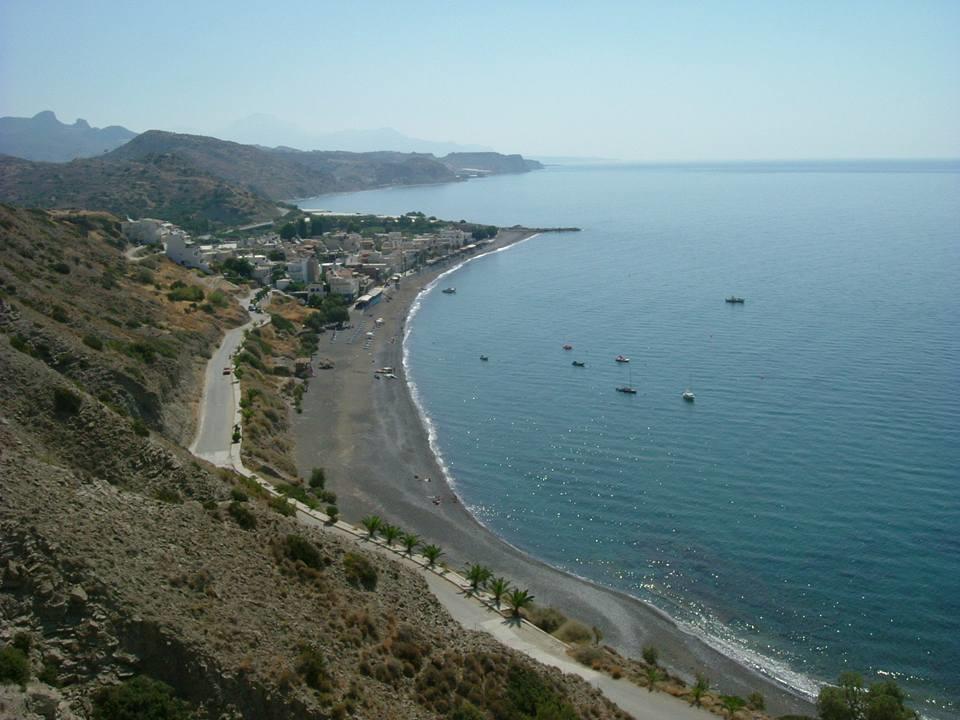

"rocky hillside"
[0,111,136,162]
[0,205,625,719]
[441,152,543,174]
[0,153,280,232]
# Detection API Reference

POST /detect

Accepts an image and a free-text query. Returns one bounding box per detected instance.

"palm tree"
[422,544,443,568]
[464,564,492,593]
[644,665,662,693]
[360,515,381,539]
[488,577,511,609]
[720,695,745,718]
[690,674,710,707]
[401,532,420,556]
[381,524,401,547]
[505,588,535,617]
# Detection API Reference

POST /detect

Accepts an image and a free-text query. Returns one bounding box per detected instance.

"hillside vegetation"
[0,205,625,719]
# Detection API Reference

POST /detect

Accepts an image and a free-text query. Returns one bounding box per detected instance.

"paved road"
[190,292,267,466]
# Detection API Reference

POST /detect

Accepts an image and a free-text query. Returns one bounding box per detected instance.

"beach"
[292,228,815,717]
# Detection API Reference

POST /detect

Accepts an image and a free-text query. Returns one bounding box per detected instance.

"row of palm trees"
[359,515,535,617]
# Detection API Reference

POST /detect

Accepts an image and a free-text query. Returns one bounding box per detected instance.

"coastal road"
[190,292,267,467]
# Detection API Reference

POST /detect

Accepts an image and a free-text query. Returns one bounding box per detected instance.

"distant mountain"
[0,111,136,162]
[220,113,494,155]
[0,129,541,230]
[441,152,544,174]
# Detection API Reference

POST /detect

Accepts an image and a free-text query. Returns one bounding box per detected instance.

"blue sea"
[300,161,960,718]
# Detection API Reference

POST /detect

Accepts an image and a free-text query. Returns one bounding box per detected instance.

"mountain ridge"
[0,110,137,162]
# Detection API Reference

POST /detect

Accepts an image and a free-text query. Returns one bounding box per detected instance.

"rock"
[26,684,62,720]
[68,585,87,604]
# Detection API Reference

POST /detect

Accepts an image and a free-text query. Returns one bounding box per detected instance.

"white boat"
[682,389,695,402]
[442,287,457,294]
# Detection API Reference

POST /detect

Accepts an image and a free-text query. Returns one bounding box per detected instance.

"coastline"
[292,228,816,717]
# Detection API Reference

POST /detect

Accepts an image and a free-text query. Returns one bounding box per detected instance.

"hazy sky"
[2,0,958,160]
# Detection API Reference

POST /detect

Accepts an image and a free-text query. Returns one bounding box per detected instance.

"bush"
[277,483,318,509]
[270,313,296,333]
[325,505,339,522]
[0,645,30,686]
[642,644,659,666]
[228,501,257,529]
[167,285,204,302]
[208,289,229,308]
[51,261,71,274]
[284,534,323,569]
[505,664,578,720]
[296,646,334,693]
[53,386,82,415]
[132,418,150,437]
[91,675,191,720]
[343,552,378,590]
[231,488,248,502]
[309,467,326,489]
[525,605,567,634]
[11,633,31,654]
[554,619,593,644]
[83,333,104,350]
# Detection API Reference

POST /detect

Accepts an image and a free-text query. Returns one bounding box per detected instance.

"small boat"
[442,287,457,294]
[572,360,586,367]
[616,386,637,394]
[615,355,630,363]
[562,344,573,350]
[725,296,745,304]
[480,355,489,361]
[682,389,695,402]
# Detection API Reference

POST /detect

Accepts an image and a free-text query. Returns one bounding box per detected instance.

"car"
[222,367,232,375]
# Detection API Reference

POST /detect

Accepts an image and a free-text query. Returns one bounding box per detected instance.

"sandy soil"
[293,229,815,716]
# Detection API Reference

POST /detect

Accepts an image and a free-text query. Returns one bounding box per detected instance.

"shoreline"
[292,228,816,717]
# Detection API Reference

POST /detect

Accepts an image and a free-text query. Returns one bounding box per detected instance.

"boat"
[682,389,695,402]
[725,296,745,303]
[572,360,586,367]
[615,355,630,363]
[480,355,489,361]
[562,344,573,350]
[616,386,638,394]
[442,287,457,294]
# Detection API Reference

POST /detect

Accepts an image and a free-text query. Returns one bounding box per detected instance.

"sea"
[300,160,960,718]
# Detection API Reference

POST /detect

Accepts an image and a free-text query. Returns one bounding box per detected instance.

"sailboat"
[616,364,637,394]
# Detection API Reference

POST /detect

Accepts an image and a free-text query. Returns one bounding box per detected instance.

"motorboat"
[442,287,457,294]
[616,386,637,394]
[682,389,695,402]
[572,361,586,367]
[615,355,630,363]
[480,355,489,361]
[725,296,745,304]
[562,344,573,350]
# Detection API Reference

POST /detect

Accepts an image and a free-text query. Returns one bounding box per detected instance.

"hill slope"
[0,110,136,162]
[0,152,280,231]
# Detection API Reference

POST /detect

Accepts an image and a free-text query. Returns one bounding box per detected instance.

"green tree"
[464,563,492,593]
[381,524,401,547]
[488,576,511,609]
[422,544,443,567]
[297,218,308,237]
[506,588,535,617]
[720,695,746,718]
[279,222,297,240]
[644,665,662,693]
[819,673,865,720]
[222,257,253,278]
[308,467,325,489]
[401,532,420,556]
[0,645,30,686]
[690,674,710,707]
[360,515,381,539]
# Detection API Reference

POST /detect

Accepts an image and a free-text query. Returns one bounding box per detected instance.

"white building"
[327,268,360,300]
[165,230,210,272]
[121,218,167,245]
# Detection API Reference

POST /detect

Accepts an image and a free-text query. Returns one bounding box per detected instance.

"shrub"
[747,691,765,710]
[53,386,82,415]
[230,488,248,502]
[134,268,154,284]
[132,418,150,437]
[309,468,326,489]
[642,644,659,666]
[526,605,567,634]
[296,646,334,693]
[277,483,318,509]
[91,675,191,720]
[208,289,229,308]
[343,552,378,590]
[11,633,31,654]
[154,487,182,504]
[228,501,257,529]
[271,313,296,333]
[168,285,204,302]
[83,334,104,350]
[505,664,578,720]
[0,645,29,686]
[51,261,71,274]
[554,619,593,644]
[50,305,70,323]
[325,505,339,522]
[284,534,324,569]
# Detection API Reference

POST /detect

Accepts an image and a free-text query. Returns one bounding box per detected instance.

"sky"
[1,0,958,161]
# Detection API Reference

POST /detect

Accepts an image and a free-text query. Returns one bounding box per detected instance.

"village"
[121,213,498,311]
